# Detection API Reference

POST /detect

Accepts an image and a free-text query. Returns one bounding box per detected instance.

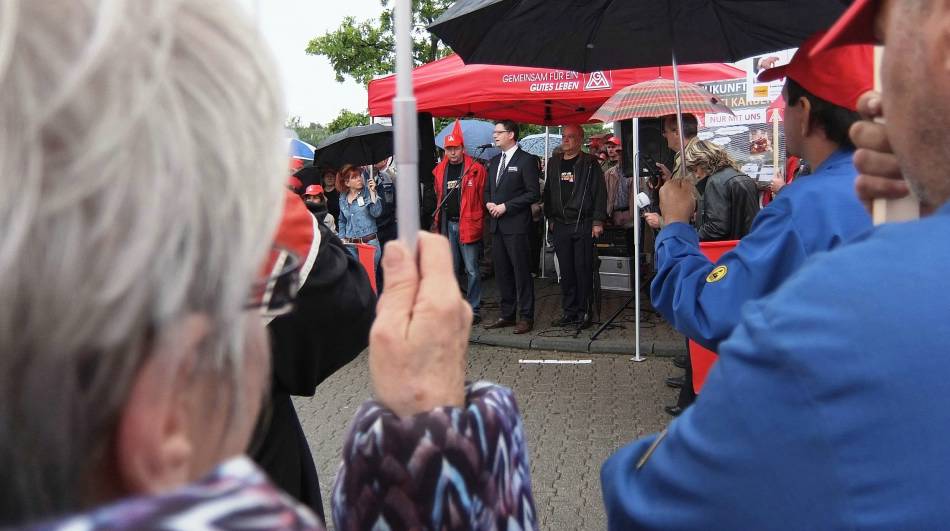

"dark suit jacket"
[484,147,541,234]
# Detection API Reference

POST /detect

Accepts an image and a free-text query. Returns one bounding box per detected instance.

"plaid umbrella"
[591,78,734,122]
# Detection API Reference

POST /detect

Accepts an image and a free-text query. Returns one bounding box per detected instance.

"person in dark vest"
[542,124,607,329]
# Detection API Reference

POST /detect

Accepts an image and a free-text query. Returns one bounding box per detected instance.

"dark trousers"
[677,338,697,408]
[252,392,324,520]
[492,231,535,321]
[553,220,594,319]
[376,223,398,293]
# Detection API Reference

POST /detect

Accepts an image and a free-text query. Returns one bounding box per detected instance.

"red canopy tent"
[368,54,744,125]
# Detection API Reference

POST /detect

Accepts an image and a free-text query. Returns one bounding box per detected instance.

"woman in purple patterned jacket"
[0,0,536,530]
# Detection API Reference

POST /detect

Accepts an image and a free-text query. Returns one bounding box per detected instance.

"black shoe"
[513,320,534,334]
[472,315,482,326]
[665,405,685,417]
[665,376,685,389]
[673,355,688,369]
[484,318,516,330]
[550,315,579,327]
[576,314,593,330]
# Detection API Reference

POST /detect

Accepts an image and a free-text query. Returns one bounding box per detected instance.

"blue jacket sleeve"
[337,198,348,237]
[601,299,849,530]
[650,201,808,350]
[368,190,383,218]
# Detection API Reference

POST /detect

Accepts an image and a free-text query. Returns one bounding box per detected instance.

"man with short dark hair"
[543,124,607,329]
[655,113,699,180]
[484,119,541,334]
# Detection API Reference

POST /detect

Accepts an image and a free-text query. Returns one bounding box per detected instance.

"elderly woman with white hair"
[0,1,535,529]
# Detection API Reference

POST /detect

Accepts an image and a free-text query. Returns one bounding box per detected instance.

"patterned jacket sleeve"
[331,382,537,530]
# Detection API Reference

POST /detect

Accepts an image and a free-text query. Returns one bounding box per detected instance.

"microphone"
[475,143,493,149]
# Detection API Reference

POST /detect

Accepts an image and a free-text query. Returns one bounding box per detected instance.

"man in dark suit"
[484,119,541,334]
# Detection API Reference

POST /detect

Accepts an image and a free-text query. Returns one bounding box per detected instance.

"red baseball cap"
[304,184,324,196]
[606,136,622,147]
[444,119,464,147]
[757,31,873,112]
[811,0,878,56]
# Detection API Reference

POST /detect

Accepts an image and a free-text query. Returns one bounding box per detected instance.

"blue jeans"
[447,221,482,315]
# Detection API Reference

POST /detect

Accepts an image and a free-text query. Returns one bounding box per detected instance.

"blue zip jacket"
[338,184,383,240]
[651,149,871,350]
[603,201,950,530]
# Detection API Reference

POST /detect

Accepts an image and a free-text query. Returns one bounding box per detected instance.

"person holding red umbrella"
[432,120,488,324]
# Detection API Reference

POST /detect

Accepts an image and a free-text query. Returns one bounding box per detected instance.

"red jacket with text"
[432,154,488,244]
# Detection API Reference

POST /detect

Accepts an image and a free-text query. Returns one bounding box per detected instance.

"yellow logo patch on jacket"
[706,265,728,283]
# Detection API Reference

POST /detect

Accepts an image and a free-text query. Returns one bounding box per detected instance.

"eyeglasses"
[492,129,512,135]
[245,246,301,318]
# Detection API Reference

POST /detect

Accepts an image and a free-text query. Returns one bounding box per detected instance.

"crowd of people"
[5,0,950,529]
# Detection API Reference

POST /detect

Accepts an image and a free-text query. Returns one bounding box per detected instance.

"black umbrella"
[292,164,334,188]
[313,124,393,168]
[429,0,847,72]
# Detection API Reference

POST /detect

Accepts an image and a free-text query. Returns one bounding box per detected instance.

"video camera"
[639,153,663,190]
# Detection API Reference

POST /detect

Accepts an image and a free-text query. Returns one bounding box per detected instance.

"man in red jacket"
[432,120,489,324]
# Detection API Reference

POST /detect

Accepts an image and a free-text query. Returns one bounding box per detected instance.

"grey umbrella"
[519,133,562,159]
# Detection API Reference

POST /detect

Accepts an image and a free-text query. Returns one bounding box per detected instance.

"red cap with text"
[811,0,878,56]
[304,184,324,196]
[757,31,873,112]
[444,119,464,147]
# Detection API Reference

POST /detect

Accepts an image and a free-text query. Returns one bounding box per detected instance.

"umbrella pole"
[671,51,687,180]
[630,118,644,362]
[393,0,420,252]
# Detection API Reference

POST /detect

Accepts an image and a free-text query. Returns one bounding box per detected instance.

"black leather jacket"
[695,167,760,241]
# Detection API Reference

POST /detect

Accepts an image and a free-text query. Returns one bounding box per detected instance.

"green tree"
[286,116,330,146]
[583,123,609,138]
[326,109,370,134]
[306,0,453,86]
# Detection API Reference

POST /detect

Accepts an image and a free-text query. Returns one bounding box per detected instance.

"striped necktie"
[496,152,507,186]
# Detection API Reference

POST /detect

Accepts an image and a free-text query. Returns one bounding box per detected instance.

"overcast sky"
[236,0,385,125]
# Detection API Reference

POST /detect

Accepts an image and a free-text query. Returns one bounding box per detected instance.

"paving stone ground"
[473,276,686,356]
[295,344,680,529]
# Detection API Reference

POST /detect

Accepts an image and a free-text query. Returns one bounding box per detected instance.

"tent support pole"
[630,118,644,362]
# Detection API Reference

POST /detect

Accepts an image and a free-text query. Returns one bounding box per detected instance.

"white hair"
[0,0,286,522]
